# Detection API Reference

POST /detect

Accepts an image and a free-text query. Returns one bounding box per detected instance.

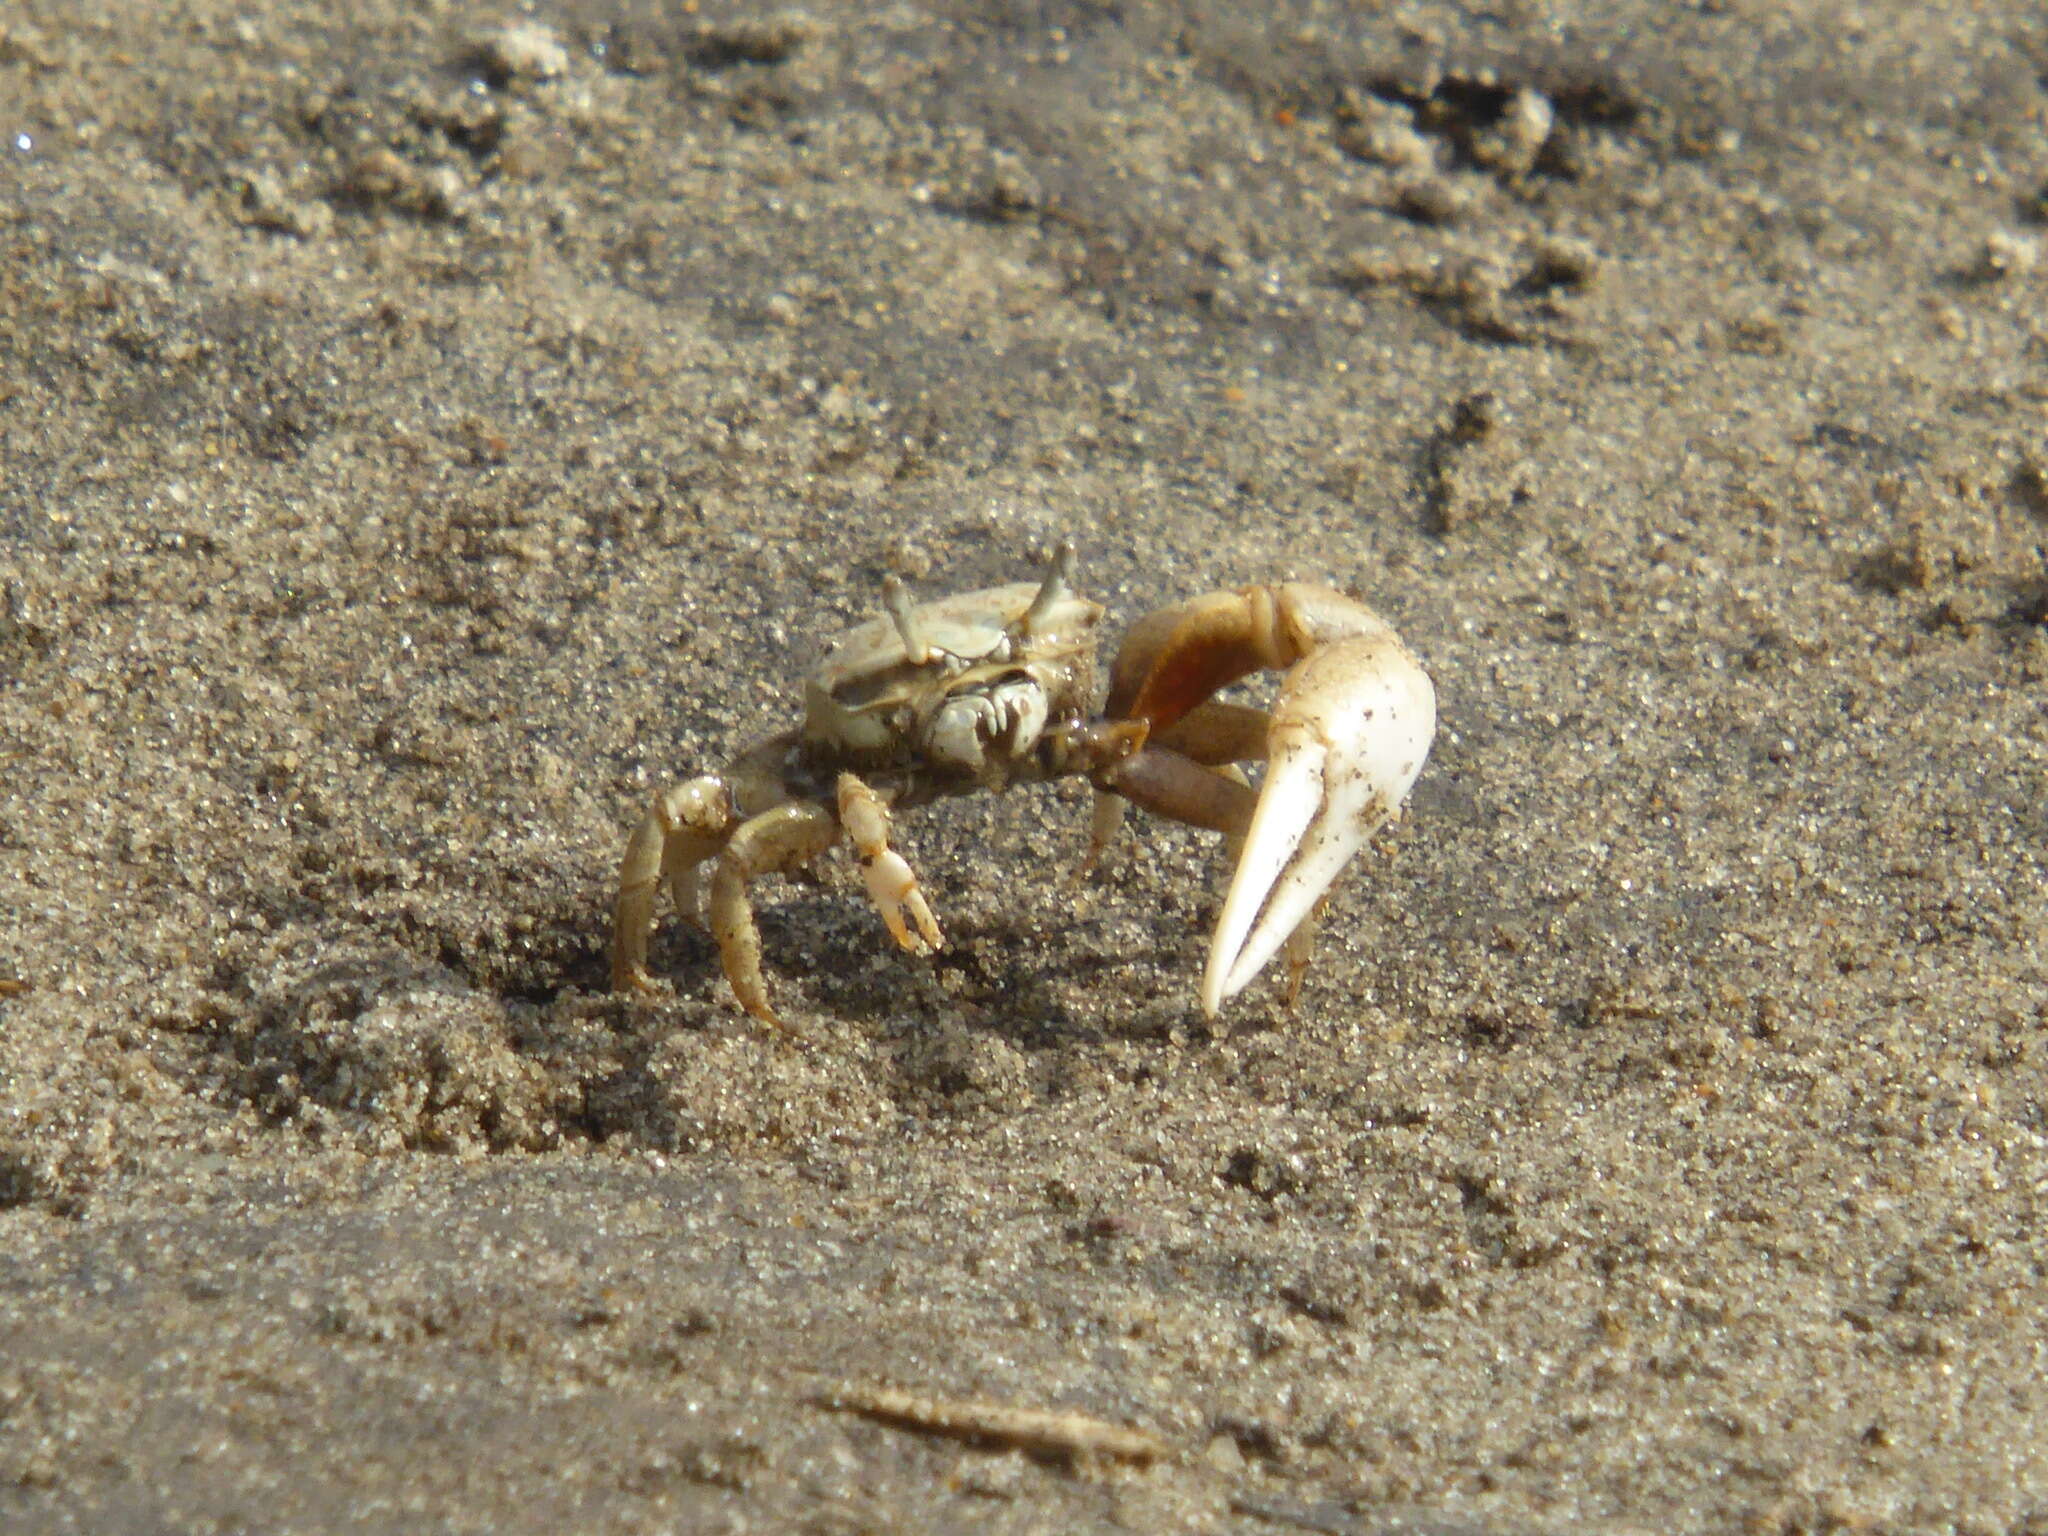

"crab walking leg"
[708,801,840,1027]
[1279,901,1326,1007]
[837,774,944,954]
[612,777,736,992]
[1100,744,1259,838]
[1078,791,1126,878]
[1203,630,1435,1016]
[1153,699,1273,766]
[1082,701,1270,875]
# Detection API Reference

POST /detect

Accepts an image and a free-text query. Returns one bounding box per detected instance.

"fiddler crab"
[611,545,1435,1028]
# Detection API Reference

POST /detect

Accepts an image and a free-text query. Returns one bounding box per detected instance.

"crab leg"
[1105,583,1435,1017]
[1099,743,1258,838]
[709,801,841,1028]
[612,776,737,993]
[837,774,944,954]
[1082,699,1273,870]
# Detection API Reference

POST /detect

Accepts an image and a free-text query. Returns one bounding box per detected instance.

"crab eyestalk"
[881,575,931,665]
[1020,540,1078,637]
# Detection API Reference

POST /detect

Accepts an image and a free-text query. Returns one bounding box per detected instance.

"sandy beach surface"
[3,3,2046,1531]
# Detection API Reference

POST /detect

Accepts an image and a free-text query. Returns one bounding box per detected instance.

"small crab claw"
[1202,632,1435,1016]
[837,773,944,954]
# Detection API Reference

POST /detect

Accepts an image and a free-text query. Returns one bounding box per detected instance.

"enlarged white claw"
[1200,635,1436,1017]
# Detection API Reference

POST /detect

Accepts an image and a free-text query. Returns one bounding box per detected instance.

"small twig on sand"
[815,1383,1171,1466]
